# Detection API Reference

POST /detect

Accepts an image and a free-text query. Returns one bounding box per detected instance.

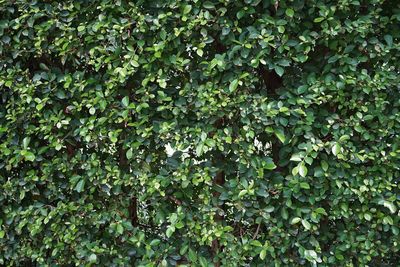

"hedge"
[1,0,399,266]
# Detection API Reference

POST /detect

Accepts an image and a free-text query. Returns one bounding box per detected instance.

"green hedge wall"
[1,0,400,266]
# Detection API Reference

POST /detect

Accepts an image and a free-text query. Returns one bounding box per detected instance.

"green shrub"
[1,0,399,266]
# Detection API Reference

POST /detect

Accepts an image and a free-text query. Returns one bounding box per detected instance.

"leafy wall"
[0,0,399,266]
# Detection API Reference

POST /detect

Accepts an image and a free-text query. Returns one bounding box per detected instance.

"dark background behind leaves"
[0,0,399,266]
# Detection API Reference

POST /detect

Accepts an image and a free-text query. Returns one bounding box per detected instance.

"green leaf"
[392,226,399,235]
[302,219,311,230]
[260,249,267,260]
[265,206,275,213]
[22,137,31,149]
[180,244,189,255]
[236,10,246,19]
[251,240,263,247]
[383,216,393,225]
[75,179,85,193]
[285,8,294,17]
[203,2,215,9]
[297,85,307,94]
[188,248,197,262]
[130,60,139,67]
[383,201,397,214]
[88,253,97,262]
[126,148,133,160]
[304,249,319,262]
[36,103,44,111]
[265,158,277,170]
[196,143,204,157]
[199,256,208,267]
[229,79,239,93]
[274,66,284,77]
[22,151,35,162]
[314,17,325,23]
[196,49,203,57]
[274,128,286,143]
[290,154,302,162]
[299,163,308,177]
[384,35,393,46]
[281,208,289,220]
[364,213,372,221]
[292,166,299,176]
[300,182,310,189]
[89,107,96,115]
[238,190,247,198]
[290,217,301,225]
[122,96,129,107]
[315,208,327,215]
[117,223,124,235]
[332,143,341,156]
[169,213,178,224]
[321,160,328,171]
[183,5,192,14]
[158,79,167,88]
[150,239,161,246]
[166,226,175,238]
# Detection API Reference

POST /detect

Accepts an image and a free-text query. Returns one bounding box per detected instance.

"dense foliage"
[1,0,400,266]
